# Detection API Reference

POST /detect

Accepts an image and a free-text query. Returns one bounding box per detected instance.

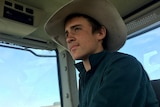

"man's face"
[65,16,104,60]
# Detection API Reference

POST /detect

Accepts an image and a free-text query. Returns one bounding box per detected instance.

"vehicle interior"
[0,0,160,107]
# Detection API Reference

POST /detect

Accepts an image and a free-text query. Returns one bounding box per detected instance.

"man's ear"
[97,26,107,40]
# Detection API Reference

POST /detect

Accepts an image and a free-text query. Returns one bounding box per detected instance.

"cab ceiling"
[0,0,157,50]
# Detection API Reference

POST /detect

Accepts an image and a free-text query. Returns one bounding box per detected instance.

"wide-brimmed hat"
[45,0,127,52]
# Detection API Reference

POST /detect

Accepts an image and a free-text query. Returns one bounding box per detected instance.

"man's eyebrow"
[70,24,82,29]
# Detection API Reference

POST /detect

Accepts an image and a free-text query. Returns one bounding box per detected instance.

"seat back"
[151,79,160,106]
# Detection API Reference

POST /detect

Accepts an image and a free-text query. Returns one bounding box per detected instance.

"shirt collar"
[75,50,108,73]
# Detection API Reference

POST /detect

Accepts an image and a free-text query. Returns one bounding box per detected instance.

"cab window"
[0,45,61,107]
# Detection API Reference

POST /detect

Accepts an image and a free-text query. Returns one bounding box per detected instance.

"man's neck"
[82,49,104,72]
[83,58,91,72]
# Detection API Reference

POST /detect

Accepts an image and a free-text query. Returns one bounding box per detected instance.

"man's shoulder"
[104,51,141,67]
[106,51,137,60]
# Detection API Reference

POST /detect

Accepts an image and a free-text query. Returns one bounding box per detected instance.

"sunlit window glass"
[119,26,160,80]
[0,45,61,107]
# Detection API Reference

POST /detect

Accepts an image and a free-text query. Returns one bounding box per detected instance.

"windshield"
[0,45,61,107]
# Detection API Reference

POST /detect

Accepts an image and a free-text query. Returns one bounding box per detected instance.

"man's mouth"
[70,45,79,51]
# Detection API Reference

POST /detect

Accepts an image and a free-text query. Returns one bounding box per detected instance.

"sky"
[0,48,60,107]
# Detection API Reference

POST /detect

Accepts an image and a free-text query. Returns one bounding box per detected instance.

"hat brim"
[45,0,127,52]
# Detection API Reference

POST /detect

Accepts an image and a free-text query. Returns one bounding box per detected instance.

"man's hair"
[64,13,107,49]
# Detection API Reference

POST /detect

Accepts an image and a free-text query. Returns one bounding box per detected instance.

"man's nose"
[66,33,76,43]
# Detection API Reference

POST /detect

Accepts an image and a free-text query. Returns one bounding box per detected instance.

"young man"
[45,0,159,107]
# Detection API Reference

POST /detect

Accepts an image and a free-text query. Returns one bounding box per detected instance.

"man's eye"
[65,32,68,38]
[74,27,81,31]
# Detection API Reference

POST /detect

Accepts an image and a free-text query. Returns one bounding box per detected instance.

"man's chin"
[71,54,83,60]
